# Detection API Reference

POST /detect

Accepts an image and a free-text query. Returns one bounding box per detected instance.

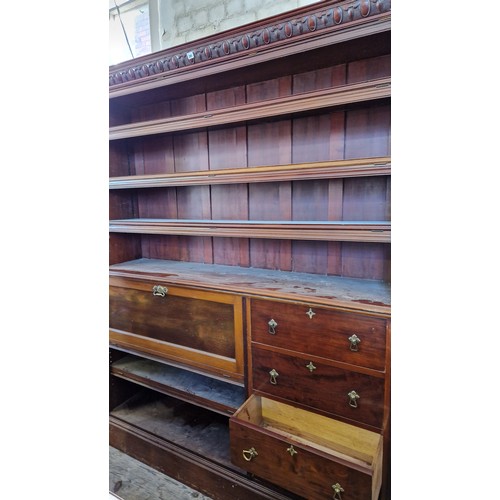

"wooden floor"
[109,446,213,500]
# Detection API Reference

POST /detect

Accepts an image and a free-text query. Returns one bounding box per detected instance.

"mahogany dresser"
[109,1,391,498]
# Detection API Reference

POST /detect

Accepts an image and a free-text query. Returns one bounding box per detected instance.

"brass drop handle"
[268,318,278,334]
[242,447,258,462]
[269,368,279,385]
[152,285,168,297]
[348,334,361,351]
[347,390,360,408]
[332,482,344,499]
[287,444,298,457]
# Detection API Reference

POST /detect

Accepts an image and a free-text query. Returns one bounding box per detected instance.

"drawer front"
[251,347,384,428]
[250,299,387,370]
[109,276,244,381]
[230,420,373,500]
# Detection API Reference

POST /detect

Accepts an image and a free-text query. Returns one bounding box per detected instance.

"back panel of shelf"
[109,50,390,281]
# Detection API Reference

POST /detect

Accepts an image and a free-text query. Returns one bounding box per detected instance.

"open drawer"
[230,395,383,500]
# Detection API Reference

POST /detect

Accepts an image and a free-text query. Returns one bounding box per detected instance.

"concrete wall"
[150,0,320,51]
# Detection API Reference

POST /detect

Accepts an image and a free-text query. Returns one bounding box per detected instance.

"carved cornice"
[109,0,390,89]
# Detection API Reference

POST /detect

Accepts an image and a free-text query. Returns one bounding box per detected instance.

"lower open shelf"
[110,382,303,500]
[111,352,246,415]
[111,388,233,466]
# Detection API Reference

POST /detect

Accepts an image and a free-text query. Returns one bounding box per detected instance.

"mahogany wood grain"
[109,3,391,497]
[293,64,347,95]
[109,234,142,266]
[110,415,300,500]
[108,219,391,243]
[250,299,387,371]
[131,99,172,122]
[251,347,385,429]
[111,354,246,414]
[109,157,391,189]
[139,135,176,175]
[109,277,245,381]
[230,395,382,500]
[343,176,390,221]
[247,76,293,270]
[347,54,391,85]
[341,242,389,280]
[110,289,236,358]
[109,78,391,140]
[108,7,391,100]
[140,234,180,261]
[290,67,347,274]
[229,420,375,500]
[169,95,213,262]
[109,258,391,315]
[109,141,132,177]
[345,103,391,159]
[207,86,249,267]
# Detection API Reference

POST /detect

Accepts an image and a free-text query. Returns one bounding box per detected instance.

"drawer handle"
[152,285,168,297]
[332,482,344,499]
[347,390,360,408]
[242,447,258,462]
[268,318,278,334]
[306,361,317,373]
[269,368,279,385]
[348,334,361,351]
[286,444,298,457]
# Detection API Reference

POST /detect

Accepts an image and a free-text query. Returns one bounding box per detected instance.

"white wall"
[110,0,321,65]
[150,0,320,51]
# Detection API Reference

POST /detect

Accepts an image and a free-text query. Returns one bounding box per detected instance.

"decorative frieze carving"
[109,0,390,88]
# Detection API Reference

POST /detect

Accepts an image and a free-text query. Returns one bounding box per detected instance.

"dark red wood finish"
[250,299,387,371]
[230,419,374,500]
[251,347,385,429]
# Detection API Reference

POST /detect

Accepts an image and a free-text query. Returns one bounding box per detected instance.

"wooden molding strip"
[109,78,390,140]
[109,0,391,95]
[108,219,391,243]
[109,157,391,189]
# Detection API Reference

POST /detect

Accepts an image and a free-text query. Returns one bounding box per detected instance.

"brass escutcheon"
[242,447,258,462]
[286,444,298,457]
[332,482,344,499]
[152,285,168,297]
[268,318,278,335]
[269,368,279,385]
[348,334,361,351]
[306,307,316,319]
[306,361,317,373]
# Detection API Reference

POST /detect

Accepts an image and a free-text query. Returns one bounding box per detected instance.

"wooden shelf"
[109,219,391,243]
[109,78,390,140]
[109,258,391,315]
[110,388,234,468]
[111,354,246,415]
[109,157,391,189]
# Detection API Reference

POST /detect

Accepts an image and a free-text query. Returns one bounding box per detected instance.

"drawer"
[250,299,387,370]
[109,275,244,382]
[251,347,384,428]
[230,395,383,500]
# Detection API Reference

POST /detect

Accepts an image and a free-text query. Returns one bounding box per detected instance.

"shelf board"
[109,157,391,189]
[109,77,390,140]
[109,219,391,243]
[111,354,246,416]
[109,258,390,315]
